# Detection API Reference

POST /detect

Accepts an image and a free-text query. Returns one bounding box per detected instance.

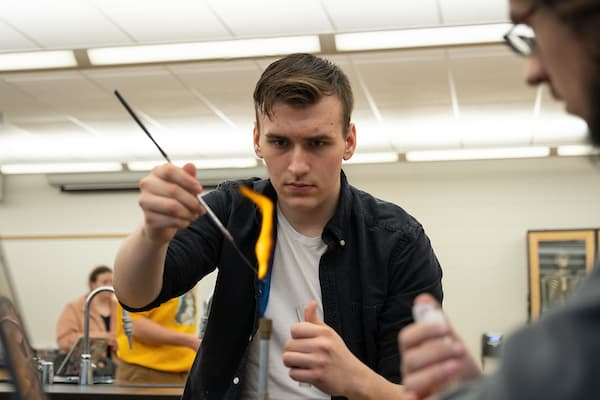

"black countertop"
[0,383,183,400]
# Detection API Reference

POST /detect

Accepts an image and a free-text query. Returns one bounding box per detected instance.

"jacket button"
[248,335,253,342]
[339,239,346,247]
[233,376,240,385]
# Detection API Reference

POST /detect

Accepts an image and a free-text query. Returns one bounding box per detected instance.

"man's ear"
[253,123,262,158]
[343,123,357,161]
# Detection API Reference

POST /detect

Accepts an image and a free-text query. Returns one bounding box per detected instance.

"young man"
[114,53,443,399]
[399,0,600,399]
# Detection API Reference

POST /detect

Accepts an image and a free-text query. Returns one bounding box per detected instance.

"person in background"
[399,0,600,399]
[56,265,115,354]
[114,52,443,399]
[113,289,200,385]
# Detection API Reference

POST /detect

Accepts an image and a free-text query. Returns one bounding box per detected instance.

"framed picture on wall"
[527,229,597,320]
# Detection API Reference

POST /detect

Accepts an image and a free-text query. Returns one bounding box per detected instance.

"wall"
[1,156,599,362]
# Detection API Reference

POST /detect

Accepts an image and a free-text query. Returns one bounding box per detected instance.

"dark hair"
[253,53,354,137]
[541,0,600,61]
[88,265,112,285]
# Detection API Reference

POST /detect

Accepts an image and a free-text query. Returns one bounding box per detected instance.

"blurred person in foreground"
[399,0,600,399]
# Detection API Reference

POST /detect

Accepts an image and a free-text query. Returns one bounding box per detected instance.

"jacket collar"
[250,171,350,245]
[254,171,352,244]
[322,170,351,245]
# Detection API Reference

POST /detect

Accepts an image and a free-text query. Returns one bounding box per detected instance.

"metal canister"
[40,360,54,385]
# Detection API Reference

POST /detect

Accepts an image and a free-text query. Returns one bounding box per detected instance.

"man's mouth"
[285,182,313,191]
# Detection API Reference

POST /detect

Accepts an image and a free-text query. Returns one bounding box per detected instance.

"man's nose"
[288,148,310,175]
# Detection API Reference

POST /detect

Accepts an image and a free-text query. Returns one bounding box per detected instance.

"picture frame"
[527,229,597,320]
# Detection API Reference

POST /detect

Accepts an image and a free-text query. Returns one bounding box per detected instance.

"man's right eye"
[269,138,287,147]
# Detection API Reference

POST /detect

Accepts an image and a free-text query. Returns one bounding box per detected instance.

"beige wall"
[1,156,599,364]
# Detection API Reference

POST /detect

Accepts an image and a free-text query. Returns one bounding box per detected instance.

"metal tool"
[257,318,272,400]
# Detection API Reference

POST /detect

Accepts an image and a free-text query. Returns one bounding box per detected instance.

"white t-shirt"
[241,206,329,400]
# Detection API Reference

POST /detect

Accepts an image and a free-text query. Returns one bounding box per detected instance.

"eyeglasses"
[503,4,538,57]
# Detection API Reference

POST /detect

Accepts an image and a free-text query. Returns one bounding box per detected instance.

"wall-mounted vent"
[46,166,267,193]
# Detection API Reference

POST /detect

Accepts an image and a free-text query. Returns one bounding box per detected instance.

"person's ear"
[343,123,357,161]
[253,123,263,158]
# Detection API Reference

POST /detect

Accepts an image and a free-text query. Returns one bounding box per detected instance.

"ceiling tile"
[344,50,452,112]
[206,0,332,37]
[0,79,39,107]
[322,0,440,31]
[154,129,254,158]
[439,0,509,25]
[169,61,261,129]
[0,77,77,127]
[2,107,67,125]
[13,119,88,136]
[83,67,214,118]
[0,20,39,51]
[448,45,535,106]
[93,0,232,43]
[0,0,133,48]
[5,71,106,105]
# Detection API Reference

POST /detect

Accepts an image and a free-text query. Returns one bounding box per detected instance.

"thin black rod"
[114,90,257,275]
[114,90,171,163]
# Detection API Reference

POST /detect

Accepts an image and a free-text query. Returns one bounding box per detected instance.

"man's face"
[254,95,356,218]
[510,0,594,123]
[90,272,113,300]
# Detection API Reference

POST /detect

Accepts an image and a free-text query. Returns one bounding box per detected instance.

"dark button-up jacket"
[129,172,443,400]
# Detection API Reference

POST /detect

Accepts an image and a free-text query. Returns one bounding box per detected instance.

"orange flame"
[239,185,274,280]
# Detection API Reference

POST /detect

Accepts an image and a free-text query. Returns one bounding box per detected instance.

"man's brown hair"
[253,53,354,137]
[88,265,112,285]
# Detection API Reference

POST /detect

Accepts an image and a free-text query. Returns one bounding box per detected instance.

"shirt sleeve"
[381,226,444,382]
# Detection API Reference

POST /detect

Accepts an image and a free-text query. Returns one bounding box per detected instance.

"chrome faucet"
[80,285,114,385]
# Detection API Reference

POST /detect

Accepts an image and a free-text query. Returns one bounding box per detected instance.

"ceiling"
[0,0,589,168]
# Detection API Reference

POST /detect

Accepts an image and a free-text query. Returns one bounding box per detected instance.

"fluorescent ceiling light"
[0,50,77,71]
[405,147,550,162]
[88,36,320,65]
[556,145,600,157]
[335,23,511,51]
[127,158,258,171]
[0,162,123,175]
[344,152,398,164]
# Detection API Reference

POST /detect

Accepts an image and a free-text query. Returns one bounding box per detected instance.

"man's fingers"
[413,293,441,307]
[182,162,198,178]
[403,336,465,374]
[399,321,450,350]
[304,300,321,324]
[403,359,460,397]
[283,349,316,369]
[140,190,201,222]
[152,163,202,194]
[143,210,195,230]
